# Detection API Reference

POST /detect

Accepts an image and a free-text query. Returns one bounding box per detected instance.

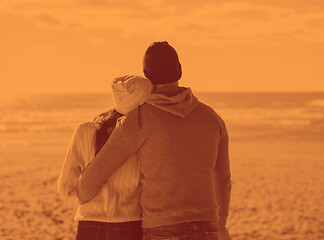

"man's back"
[78,87,231,230]
[119,87,231,227]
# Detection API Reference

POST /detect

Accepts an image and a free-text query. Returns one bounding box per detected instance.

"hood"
[146,87,198,118]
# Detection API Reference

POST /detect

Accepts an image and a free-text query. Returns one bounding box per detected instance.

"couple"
[58,41,232,240]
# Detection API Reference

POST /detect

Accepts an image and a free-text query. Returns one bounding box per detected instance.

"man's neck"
[154,82,179,90]
[153,82,181,96]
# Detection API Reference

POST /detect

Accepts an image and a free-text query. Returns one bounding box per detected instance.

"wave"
[306,99,324,107]
[218,107,323,120]
[1,107,322,133]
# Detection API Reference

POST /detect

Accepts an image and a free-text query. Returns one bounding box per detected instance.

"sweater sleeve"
[77,117,136,204]
[215,121,232,226]
[57,124,84,197]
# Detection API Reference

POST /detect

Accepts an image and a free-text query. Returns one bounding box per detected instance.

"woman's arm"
[57,124,85,197]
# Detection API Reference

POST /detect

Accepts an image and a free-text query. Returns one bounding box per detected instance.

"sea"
[1,92,324,140]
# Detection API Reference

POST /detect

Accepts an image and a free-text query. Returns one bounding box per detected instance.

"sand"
[0,129,324,240]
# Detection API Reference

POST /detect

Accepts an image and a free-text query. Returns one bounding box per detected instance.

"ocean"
[1,92,324,140]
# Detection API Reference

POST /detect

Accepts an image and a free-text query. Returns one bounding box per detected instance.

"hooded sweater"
[78,87,231,228]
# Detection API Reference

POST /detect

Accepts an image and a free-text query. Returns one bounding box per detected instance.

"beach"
[1,92,324,239]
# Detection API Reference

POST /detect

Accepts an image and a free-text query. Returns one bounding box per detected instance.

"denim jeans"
[75,220,142,240]
[143,221,218,240]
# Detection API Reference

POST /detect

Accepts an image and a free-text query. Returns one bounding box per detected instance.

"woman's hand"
[218,225,232,240]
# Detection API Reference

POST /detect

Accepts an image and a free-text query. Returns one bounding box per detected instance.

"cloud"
[1,0,324,46]
[170,2,324,46]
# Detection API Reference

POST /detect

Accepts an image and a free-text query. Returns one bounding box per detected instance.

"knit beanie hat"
[111,75,153,114]
[143,41,182,84]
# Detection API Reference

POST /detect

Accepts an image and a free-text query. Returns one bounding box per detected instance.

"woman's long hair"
[93,109,124,155]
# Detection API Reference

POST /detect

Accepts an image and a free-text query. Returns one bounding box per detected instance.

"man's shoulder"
[197,101,221,116]
[196,101,227,126]
[197,101,214,111]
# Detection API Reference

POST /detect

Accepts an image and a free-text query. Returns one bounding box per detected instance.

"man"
[78,41,232,239]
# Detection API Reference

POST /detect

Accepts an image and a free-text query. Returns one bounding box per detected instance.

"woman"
[57,75,153,240]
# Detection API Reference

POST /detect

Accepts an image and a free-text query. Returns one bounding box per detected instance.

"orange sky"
[1,0,324,97]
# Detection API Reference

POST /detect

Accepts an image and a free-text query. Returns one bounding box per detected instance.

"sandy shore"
[0,129,324,240]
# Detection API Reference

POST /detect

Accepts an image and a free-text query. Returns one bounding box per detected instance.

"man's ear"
[177,63,182,80]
